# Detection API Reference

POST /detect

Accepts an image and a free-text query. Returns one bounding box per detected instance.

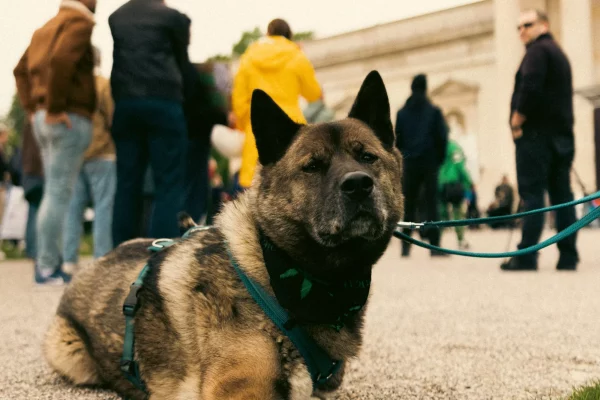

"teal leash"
[395,191,600,258]
[227,248,342,389]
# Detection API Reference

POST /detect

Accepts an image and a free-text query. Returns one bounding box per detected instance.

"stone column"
[560,0,593,88]
[480,0,522,205]
[560,0,596,194]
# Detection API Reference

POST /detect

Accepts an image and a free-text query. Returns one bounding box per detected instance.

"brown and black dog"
[44,70,403,399]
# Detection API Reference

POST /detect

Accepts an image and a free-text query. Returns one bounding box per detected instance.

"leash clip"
[396,221,425,230]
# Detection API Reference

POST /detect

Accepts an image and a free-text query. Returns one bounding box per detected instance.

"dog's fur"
[44,71,403,399]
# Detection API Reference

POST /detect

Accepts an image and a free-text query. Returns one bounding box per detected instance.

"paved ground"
[1,229,599,399]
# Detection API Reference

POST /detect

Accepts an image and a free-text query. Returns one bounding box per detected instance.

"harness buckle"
[123,284,143,317]
[150,238,174,251]
[315,361,342,385]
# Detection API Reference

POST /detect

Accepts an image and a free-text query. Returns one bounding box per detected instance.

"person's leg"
[25,199,39,259]
[452,202,466,244]
[502,132,551,270]
[515,137,550,262]
[548,136,578,267]
[33,111,92,278]
[62,169,89,265]
[112,101,148,247]
[401,162,421,256]
[86,159,116,258]
[423,166,443,252]
[184,139,210,223]
[147,100,187,239]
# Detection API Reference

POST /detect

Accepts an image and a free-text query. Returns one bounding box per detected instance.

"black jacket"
[109,0,191,103]
[511,33,574,132]
[182,62,228,143]
[395,94,448,166]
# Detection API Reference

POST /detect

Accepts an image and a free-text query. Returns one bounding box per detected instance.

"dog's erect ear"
[348,71,394,149]
[251,90,303,166]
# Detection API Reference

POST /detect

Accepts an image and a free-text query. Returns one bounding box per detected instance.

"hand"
[227,112,237,129]
[512,127,523,140]
[45,112,72,129]
[510,111,526,130]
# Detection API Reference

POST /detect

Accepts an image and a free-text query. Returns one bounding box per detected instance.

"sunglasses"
[517,22,535,31]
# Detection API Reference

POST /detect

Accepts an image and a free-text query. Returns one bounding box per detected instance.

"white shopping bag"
[211,124,245,159]
[0,186,29,240]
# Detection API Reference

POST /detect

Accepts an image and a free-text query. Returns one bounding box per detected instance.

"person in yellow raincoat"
[232,19,322,189]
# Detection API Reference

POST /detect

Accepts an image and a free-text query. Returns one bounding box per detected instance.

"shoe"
[430,250,450,257]
[556,255,579,271]
[62,262,78,276]
[458,240,470,250]
[34,265,68,286]
[500,258,538,271]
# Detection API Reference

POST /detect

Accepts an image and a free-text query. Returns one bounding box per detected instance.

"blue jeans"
[63,159,116,263]
[184,139,210,222]
[112,99,187,246]
[26,200,40,259]
[32,110,92,276]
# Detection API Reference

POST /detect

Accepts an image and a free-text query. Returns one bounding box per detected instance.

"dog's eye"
[302,159,324,173]
[360,152,378,164]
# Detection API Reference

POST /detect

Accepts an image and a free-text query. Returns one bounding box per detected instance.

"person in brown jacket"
[13,0,97,285]
[62,47,115,273]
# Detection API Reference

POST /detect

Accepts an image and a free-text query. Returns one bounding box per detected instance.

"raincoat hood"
[245,36,300,71]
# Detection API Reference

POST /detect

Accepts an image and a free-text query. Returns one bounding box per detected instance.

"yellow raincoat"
[232,36,322,188]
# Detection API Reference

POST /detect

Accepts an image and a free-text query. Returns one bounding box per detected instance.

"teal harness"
[120,226,340,393]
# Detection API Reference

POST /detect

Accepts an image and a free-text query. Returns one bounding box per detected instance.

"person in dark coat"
[182,61,228,223]
[502,9,578,271]
[109,0,191,245]
[487,175,515,229]
[395,74,448,257]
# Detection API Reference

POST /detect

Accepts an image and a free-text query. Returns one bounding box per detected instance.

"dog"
[44,70,404,400]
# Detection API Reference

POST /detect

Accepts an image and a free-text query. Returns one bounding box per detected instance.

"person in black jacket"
[502,9,578,271]
[182,61,228,223]
[109,0,191,246]
[395,74,448,257]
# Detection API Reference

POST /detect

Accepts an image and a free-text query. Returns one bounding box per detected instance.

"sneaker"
[500,257,538,271]
[430,250,451,257]
[34,265,67,286]
[458,241,470,250]
[62,262,78,276]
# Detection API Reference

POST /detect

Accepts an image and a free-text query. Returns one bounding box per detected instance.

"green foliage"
[567,381,600,400]
[207,28,315,62]
[206,54,232,63]
[232,27,263,57]
[293,31,314,41]
[2,93,27,157]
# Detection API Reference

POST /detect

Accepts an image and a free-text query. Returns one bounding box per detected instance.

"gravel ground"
[1,229,599,399]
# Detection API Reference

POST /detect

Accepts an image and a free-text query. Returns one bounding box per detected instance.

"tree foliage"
[207,28,315,62]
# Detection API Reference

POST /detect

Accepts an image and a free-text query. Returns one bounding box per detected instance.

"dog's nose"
[340,172,374,201]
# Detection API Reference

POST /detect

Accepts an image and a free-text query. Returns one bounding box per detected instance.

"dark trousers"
[515,129,578,263]
[184,138,210,223]
[112,99,187,246]
[402,160,441,254]
[487,206,514,229]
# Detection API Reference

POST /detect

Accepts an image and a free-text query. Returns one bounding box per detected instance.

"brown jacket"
[85,75,115,160]
[14,2,96,119]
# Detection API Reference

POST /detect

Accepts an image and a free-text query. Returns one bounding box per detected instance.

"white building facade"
[302,0,600,207]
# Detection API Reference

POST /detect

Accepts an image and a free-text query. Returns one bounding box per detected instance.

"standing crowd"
[12,0,581,287]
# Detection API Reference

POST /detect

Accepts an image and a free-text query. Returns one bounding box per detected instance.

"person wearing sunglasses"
[503,9,578,271]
